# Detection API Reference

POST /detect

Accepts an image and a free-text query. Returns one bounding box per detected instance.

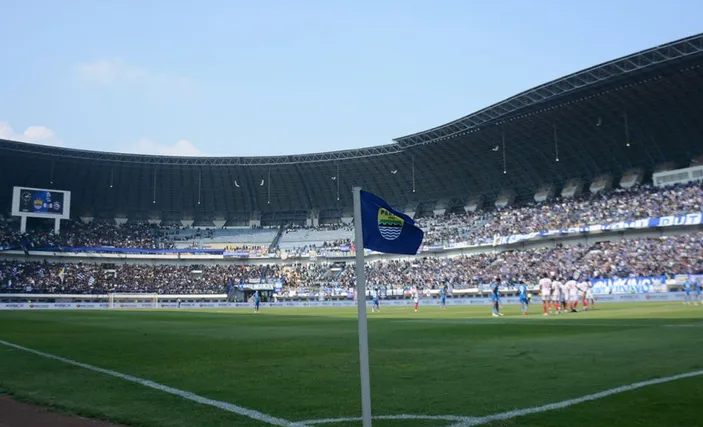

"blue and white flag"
[360,190,424,255]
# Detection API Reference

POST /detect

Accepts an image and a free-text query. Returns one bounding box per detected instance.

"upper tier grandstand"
[0,182,700,255]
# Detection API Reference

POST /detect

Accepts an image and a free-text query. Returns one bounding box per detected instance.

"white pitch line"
[5,338,702,427]
[300,414,473,425]
[447,369,703,427]
[300,369,703,426]
[0,339,307,427]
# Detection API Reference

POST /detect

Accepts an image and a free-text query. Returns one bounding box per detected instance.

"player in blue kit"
[517,280,529,315]
[683,280,692,304]
[491,278,503,317]
[694,279,702,306]
[439,286,447,311]
[372,288,380,313]
[253,291,261,313]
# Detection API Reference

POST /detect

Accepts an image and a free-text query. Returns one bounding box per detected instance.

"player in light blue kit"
[491,278,503,317]
[439,285,447,311]
[683,280,692,305]
[517,279,529,315]
[694,279,702,306]
[253,291,261,313]
[372,288,380,313]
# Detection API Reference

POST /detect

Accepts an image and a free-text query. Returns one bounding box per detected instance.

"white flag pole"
[352,186,373,427]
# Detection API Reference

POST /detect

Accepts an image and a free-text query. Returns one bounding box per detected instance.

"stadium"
[0,33,703,427]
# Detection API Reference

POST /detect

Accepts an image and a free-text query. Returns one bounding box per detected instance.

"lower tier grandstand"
[1,230,700,299]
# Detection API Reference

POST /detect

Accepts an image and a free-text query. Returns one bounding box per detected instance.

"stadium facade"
[1,34,702,226]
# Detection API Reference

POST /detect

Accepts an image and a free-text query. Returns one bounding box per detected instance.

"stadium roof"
[2,33,703,223]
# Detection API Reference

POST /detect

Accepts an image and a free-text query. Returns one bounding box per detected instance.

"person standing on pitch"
[253,290,261,313]
[551,277,563,314]
[540,273,552,316]
[559,277,568,313]
[439,285,447,311]
[413,288,420,312]
[578,276,590,311]
[684,280,692,304]
[491,278,503,317]
[372,288,380,313]
[566,276,579,312]
[586,280,595,309]
[517,279,529,315]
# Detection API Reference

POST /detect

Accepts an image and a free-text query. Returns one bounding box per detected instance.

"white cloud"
[122,138,204,157]
[76,58,195,93]
[0,121,64,146]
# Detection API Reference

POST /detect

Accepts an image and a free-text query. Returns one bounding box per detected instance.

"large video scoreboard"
[12,186,71,220]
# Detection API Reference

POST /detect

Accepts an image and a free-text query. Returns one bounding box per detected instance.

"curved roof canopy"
[1,33,702,223]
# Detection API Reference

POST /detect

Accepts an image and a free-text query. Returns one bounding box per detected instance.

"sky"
[0,0,701,157]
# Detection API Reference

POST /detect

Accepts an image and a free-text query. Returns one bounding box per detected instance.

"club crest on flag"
[377,208,403,240]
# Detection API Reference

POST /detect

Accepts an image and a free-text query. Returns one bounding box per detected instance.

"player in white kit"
[586,281,595,308]
[578,278,590,310]
[539,273,552,316]
[566,277,579,312]
[551,278,563,314]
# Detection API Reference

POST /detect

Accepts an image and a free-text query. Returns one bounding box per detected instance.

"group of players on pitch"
[488,275,594,317]
[683,279,703,305]
[537,273,595,316]
[253,277,702,315]
[368,275,597,317]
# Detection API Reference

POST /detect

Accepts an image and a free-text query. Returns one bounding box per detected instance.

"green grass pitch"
[1,302,702,427]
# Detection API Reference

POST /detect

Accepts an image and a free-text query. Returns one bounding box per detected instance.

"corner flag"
[351,188,424,427]
[359,190,424,255]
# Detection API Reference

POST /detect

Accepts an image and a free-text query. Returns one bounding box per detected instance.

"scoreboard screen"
[12,187,71,219]
[19,189,65,215]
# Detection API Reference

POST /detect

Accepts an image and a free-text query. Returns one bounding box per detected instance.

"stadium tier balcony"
[168,227,278,246]
[278,226,353,250]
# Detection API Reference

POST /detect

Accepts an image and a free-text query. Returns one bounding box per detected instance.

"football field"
[1,302,702,427]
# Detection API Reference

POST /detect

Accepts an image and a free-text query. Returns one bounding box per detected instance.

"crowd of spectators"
[420,183,702,246]
[223,245,269,254]
[285,239,353,258]
[279,183,702,250]
[2,183,699,254]
[0,219,173,250]
[285,223,353,232]
[337,233,702,293]
[281,223,353,256]
[2,232,700,295]
[417,213,491,246]
[0,261,285,295]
